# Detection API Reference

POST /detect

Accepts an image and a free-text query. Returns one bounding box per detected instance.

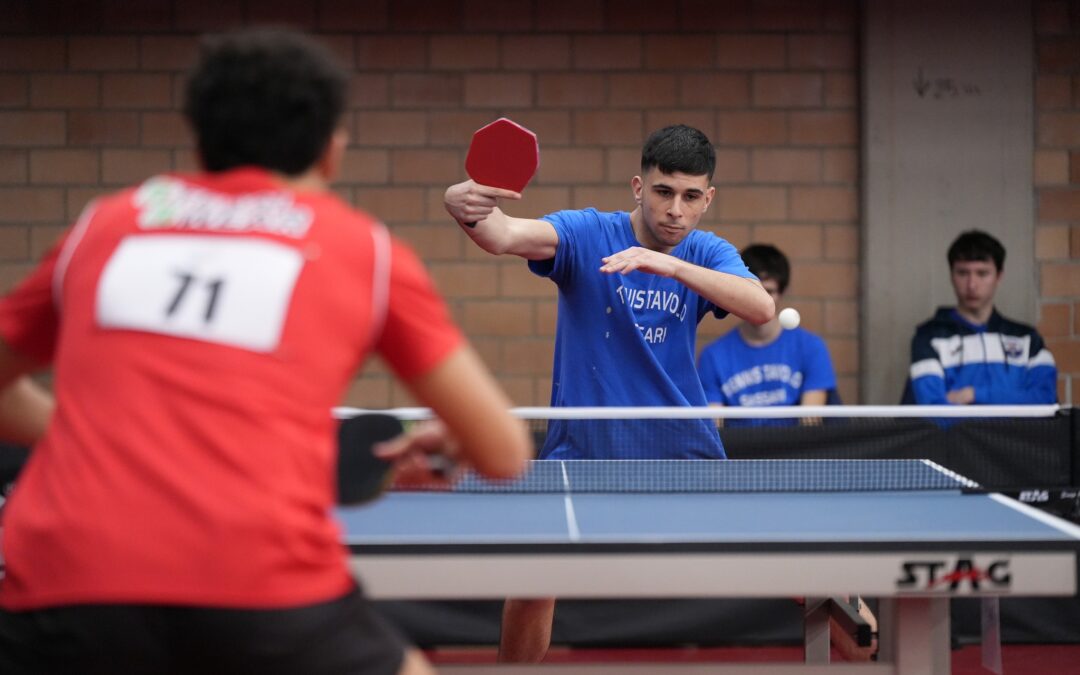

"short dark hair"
[947,230,1006,272]
[641,125,716,180]
[183,28,348,176]
[741,244,790,294]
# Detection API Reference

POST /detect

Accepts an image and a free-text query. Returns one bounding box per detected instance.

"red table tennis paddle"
[465,117,539,194]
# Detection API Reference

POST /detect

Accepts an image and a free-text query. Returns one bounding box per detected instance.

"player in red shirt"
[0,28,530,675]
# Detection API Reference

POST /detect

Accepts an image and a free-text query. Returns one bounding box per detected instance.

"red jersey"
[0,168,463,609]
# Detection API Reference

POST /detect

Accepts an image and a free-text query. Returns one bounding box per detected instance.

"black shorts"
[0,586,407,675]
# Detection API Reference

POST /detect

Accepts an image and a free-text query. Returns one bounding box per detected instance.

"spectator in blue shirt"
[698,244,837,425]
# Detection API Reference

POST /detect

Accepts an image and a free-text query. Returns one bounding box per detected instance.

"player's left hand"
[600,247,680,278]
[373,420,461,488]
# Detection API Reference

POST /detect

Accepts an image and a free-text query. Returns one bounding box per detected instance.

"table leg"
[878,597,951,674]
[803,597,831,663]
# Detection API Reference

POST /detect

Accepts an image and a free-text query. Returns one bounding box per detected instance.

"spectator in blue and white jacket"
[909,230,1057,405]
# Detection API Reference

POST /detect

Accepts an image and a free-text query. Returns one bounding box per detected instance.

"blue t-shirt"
[697,327,836,427]
[528,208,755,459]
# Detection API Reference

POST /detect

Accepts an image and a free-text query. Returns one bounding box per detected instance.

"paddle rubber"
[465,117,539,193]
[336,413,403,505]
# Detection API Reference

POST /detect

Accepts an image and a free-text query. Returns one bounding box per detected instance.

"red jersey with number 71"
[0,167,463,609]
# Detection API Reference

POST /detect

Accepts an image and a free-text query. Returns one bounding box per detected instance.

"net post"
[1069,407,1080,488]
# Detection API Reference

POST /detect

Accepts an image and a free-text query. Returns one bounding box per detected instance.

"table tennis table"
[338,459,1080,674]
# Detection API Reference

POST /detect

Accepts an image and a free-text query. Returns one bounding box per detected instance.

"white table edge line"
[561,461,581,542]
[989,492,1080,540]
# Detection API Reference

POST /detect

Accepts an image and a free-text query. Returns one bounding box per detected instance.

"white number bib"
[96,234,304,353]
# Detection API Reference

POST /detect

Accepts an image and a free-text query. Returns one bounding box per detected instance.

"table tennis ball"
[778,307,801,330]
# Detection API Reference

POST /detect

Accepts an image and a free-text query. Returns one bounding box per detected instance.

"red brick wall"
[1035,0,1080,405]
[3,0,858,408]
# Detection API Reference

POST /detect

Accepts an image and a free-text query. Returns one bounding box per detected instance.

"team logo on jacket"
[1001,336,1028,360]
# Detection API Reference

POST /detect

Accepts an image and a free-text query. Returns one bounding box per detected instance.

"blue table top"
[338,460,1080,552]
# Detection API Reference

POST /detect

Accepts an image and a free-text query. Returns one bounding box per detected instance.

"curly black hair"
[183,28,348,176]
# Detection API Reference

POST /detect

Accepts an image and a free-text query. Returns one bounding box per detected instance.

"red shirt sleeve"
[376,239,464,380]
[0,239,64,366]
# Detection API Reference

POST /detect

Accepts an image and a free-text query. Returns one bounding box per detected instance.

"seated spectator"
[697,244,837,426]
[909,230,1057,405]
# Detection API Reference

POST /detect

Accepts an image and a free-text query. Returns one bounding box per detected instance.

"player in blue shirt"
[445,126,772,460]
[444,125,774,662]
[909,230,1057,405]
[698,244,837,426]
[523,206,760,458]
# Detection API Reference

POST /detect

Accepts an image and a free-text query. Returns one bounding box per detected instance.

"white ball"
[778,307,800,330]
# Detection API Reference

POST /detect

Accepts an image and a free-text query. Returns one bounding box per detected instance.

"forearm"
[455,207,516,255]
[0,337,53,444]
[444,180,558,260]
[0,377,53,445]
[798,389,827,425]
[673,262,774,324]
[452,208,558,261]
[404,345,531,479]
[976,366,1058,405]
[444,180,518,255]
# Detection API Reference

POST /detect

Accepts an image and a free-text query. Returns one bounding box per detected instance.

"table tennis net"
[440,458,976,493]
[336,404,1074,493]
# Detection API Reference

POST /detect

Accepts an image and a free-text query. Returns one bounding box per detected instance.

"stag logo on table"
[896,557,1011,592]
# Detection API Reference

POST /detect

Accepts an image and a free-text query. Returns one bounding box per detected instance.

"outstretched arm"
[402,345,532,480]
[444,180,559,260]
[600,247,775,325]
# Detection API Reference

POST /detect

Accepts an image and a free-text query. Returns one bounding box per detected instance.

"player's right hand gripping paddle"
[336,413,403,505]
[463,119,539,231]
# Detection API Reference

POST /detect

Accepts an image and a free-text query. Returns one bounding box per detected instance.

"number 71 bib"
[96,234,305,353]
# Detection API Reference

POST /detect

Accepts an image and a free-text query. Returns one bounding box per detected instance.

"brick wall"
[2,0,858,408]
[1035,0,1080,405]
